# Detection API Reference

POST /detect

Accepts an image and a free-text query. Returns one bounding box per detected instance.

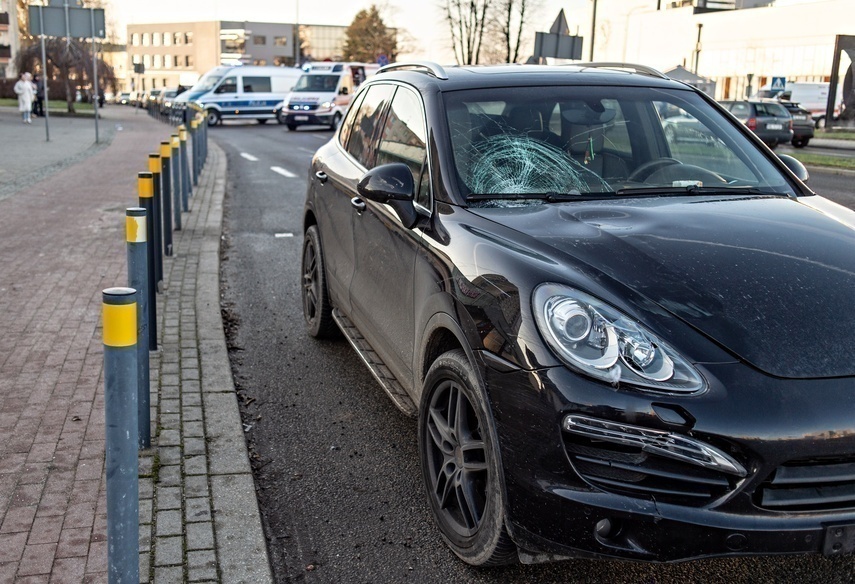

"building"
[126,20,349,93]
[0,0,20,79]
[579,0,855,101]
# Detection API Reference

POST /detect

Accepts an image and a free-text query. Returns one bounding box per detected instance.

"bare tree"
[443,0,492,65]
[494,0,540,64]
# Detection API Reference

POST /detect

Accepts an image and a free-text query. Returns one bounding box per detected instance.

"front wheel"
[287,124,298,132]
[329,112,342,131]
[277,110,287,124]
[419,350,517,566]
[206,109,221,126]
[257,118,268,125]
[301,226,337,338]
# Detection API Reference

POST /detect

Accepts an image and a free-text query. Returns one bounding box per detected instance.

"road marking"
[298,147,316,154]
[274,232,294,238]
[270,166,297,178]
[240,152,259,161]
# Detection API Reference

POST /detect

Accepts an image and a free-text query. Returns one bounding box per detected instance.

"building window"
[185,55,194,68]
[152,33,160,46]
[174,32,182,45]
[274,55,294,67]
[132,54,140,64]
[164,55,171,68]
[153,54,162,68]
[253,59,267,66]
[185,32,193,45]
[142,33,150,46]
[131,33,140,46]
[143,54,151,68]
[253,35,266,45]
[274,36,288,46]
[163,33,171,46]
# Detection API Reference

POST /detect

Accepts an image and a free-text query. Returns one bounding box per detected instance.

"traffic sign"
[377,54,389,67]
[771,77,786,92]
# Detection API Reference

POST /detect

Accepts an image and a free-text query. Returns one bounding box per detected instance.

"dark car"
[780,100,815,148]
[719,99,793,148]
[301,62,855,566]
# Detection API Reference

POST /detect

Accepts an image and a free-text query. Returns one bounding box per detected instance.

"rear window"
[757,103,789,118]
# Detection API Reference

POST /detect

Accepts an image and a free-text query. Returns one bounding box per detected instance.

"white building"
[577,0,855,100]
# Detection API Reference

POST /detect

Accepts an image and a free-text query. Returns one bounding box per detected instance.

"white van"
[755,82,843,128]
[277,62,380,131]
[175,65,303,126]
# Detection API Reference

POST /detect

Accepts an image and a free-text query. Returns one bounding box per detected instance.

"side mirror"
[777,153,810,183]
[357,163,419,228]
[339,87,349,96]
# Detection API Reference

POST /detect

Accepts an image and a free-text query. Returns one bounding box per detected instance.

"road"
[216,121,855,583]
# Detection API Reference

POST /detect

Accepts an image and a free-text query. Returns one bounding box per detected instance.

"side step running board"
[332,309,417,417]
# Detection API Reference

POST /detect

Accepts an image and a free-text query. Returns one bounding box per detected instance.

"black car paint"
[303,66,855,562]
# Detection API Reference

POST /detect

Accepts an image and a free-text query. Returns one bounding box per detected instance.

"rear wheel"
[816,116,826,129]
[419,350,516,566]
[206,109,220,126]
[791,137,810,148]
[301,226,337,338]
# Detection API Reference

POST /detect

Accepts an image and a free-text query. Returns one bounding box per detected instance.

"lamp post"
[589,0,598,61]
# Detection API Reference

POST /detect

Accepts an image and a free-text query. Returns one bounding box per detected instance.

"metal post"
[201,111,208,164]
[148,154,164,291]
[160,142,174,255]
[179,124,192,202]
[90,7,99,143]
[102,286,140,584]
[125,209,151,449]
[38,4,50,142]
[589,0,598,61]
[137,172,157,351]
[171,134,184,224]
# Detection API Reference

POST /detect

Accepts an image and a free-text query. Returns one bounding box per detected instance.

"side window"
[345,84,395,168]
[242,76,271,93]
[215,77,237,94]
[729,102,750,120]
[338,91,366,150]
[375,87,428,205]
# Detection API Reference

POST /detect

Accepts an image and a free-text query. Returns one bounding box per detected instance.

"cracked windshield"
[445,85,792,201]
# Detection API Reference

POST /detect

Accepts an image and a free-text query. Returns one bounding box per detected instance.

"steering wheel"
[628,158,681,182]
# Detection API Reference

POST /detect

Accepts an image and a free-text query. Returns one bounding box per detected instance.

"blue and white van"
[176,65,303,126]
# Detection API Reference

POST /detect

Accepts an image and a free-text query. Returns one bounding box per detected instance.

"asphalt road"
[216,120,855,583]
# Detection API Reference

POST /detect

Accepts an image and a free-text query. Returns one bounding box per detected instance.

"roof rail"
[574,62,669,80]
[377,61,449,80]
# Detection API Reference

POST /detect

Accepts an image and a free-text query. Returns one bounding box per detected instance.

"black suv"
[780,100,815,148]
[301,62,855,566]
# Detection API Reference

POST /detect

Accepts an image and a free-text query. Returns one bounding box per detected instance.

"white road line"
[298,147,316,154]
[274,232,294,238]
[270,166,297,178]
[240,152,259,161]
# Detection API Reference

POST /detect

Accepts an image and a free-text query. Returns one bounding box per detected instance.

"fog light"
[596,518,616,539]
[563,414,746,477]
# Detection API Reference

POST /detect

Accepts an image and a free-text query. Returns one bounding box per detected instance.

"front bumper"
[283,112,334,126]
[479,356,855,562]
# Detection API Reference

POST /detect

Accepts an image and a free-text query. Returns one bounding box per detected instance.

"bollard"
[179,124,192,202]
[148,154,164,292]
[137,173,158,352]
[126,208,151,449]
[159,141,174,254]
[190,119,199,186]
[170,134,183,230]
[102,287,140,584]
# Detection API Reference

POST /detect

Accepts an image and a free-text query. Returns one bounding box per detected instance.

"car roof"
[371,63,692,94]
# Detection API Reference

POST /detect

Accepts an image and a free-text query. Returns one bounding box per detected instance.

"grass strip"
[788,151,855,170]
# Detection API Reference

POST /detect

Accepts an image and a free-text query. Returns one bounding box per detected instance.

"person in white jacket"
[14,72,36,124]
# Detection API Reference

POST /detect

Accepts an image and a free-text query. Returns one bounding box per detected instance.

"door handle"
[350,197,366,212]
[315,171,328,184]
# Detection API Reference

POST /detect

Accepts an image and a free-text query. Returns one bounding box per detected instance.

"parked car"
[719,99,793,149]
[116,92,131,105]
[301,61,855,566]
[157,87,186,115]
[780,100,815,148]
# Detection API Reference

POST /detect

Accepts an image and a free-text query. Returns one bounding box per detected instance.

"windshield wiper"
[467,191,604,202]
[614,185,787,197]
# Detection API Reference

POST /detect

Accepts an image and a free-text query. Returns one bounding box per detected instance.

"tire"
[277,110,287,125]
[816,116,826,129]
[766,140,778,150]
[287,124,298,132]
[329,112,342,131]
[791,137,809,148]
[206,109,220,127]
[301,225,337,338]
[257,118,268,124]
[419,350,517,566]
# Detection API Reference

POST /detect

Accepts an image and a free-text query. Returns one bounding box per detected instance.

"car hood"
[470,195,855,378]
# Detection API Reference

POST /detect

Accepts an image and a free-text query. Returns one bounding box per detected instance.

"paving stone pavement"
[0,107,272,582]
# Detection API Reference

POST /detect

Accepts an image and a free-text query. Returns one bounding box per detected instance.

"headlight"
[533,284,705,394]
[320,101,334,109]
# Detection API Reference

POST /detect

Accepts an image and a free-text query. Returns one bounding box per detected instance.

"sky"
[108,0,592,63]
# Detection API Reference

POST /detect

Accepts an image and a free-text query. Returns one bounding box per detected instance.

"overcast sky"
[108,0,592,63]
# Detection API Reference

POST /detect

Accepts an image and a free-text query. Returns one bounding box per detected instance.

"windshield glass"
[189,73,224,93]
[443,85,795,202]
[293,74,340,92]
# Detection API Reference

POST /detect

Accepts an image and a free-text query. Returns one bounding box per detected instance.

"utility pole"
[693,23,703,74]
[589,0,598,61]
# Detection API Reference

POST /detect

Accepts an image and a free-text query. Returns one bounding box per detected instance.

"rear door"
[240,75,276,117]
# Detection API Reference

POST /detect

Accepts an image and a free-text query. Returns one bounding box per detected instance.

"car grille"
[757,459,855,511]
[563,434,735,506]
[290,103,319,111]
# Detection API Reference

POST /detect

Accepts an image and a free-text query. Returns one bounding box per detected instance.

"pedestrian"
[13,72,36,124]
[33,74,45,117]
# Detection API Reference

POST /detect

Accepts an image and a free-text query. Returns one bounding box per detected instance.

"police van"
[176,65,303,126]
[277,62,379,130]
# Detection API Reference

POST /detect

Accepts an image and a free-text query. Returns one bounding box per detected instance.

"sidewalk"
[0,107,271,582]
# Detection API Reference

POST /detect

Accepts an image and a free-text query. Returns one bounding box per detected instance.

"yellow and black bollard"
[137,172,157,351]
[179,124,192,201]
[159,141,174,253]
[126,208,151,449]
[148,153,164,291]
[171,134,183,228]
[102,286,140,583]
